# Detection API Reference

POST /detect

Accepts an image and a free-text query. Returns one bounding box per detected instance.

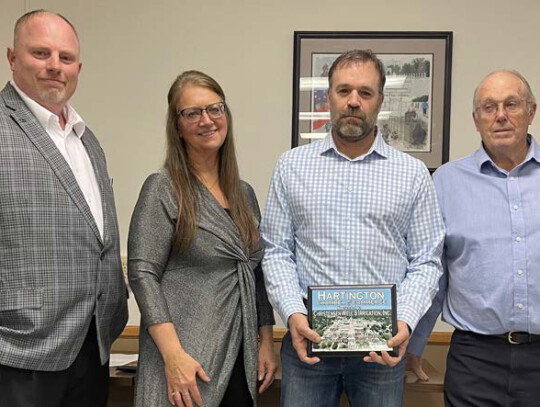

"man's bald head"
[473,69,536,110]
[13,10,79,49]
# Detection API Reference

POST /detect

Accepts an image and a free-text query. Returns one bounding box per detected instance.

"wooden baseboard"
[120,325,451,345]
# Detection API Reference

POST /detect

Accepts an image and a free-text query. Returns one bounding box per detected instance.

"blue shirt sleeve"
[261,154,307,324]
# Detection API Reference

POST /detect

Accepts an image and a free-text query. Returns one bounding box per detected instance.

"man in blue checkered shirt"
[261,49,445,406]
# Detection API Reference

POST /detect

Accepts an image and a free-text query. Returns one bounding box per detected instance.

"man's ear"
[528,102,537,125]
[472,111,481,132]
[7,47,15,72]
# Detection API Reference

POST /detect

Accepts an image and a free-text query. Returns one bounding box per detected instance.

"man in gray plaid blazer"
[0,10,128,407]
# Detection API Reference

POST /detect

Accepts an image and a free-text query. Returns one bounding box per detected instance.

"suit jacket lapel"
[1,83,103,244]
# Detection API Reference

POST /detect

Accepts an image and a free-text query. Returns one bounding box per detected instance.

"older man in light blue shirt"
[408,69,540,407]
[261,49,444,407]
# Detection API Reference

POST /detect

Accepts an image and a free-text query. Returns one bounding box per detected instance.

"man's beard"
[38,87,65,106]
[331,111,377,143]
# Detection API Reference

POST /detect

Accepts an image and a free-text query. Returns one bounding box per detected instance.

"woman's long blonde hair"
[165,70,258,252]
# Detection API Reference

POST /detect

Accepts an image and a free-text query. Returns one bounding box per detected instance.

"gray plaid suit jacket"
[0,83,128,371]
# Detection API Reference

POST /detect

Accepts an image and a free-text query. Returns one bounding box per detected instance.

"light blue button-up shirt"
[409,136,540,355]
[261,133,445,330]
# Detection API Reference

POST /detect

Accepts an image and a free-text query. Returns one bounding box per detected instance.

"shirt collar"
[10,80,86,138]
[528,136,540,163]
[474,134,540,172]
[319,128,389,161]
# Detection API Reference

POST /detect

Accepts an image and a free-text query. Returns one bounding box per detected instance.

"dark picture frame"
[307,284,397,357]
[292,31,453,172]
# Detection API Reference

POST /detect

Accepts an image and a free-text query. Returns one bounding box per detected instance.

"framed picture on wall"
[292,31,453,172]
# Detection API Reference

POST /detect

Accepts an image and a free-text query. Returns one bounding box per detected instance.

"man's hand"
[287,313,321,365]
[405,353,429,382]
[363,320,409,367]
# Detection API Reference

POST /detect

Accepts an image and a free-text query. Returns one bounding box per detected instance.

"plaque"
[307,284,397,357]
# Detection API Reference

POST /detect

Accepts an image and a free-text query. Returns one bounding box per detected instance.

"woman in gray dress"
[128,70,276,407]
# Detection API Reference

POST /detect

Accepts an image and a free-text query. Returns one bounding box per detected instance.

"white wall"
[2,0,539,329]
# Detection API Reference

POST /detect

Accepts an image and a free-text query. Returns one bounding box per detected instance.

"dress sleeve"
[127,172,178,330]
[243,182,275,328]
[255,262,276,328]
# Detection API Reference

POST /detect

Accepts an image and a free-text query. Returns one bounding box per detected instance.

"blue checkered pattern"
[261,133,444,330]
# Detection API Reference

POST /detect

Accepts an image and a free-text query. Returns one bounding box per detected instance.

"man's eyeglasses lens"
[479,99,528,116]
[178,102,225,122]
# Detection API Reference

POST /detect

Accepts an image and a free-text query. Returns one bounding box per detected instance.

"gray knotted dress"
[128,171,274,406]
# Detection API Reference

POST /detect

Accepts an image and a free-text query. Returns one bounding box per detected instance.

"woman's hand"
[147,323,211,407]
[165,350,211,407]
[257,325,277,394]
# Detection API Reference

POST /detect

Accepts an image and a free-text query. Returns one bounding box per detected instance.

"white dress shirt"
[11,81,104,239]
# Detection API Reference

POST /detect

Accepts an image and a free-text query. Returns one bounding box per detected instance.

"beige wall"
[2,0,539,329]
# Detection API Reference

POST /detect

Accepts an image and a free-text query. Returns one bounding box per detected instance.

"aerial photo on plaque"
[308,285,396,356]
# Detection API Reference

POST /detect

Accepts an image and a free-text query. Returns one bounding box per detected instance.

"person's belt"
[492,332,540,345]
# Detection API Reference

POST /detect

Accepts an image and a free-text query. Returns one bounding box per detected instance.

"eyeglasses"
[177,102,225,122]
[476,98,530,117]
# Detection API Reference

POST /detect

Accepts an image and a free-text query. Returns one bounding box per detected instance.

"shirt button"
[510,176,516,181]
[517,303,524,309]
[515,236,521,242]
[513,205,519,210]
[517,269,523,275]
[348,186,353,192]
